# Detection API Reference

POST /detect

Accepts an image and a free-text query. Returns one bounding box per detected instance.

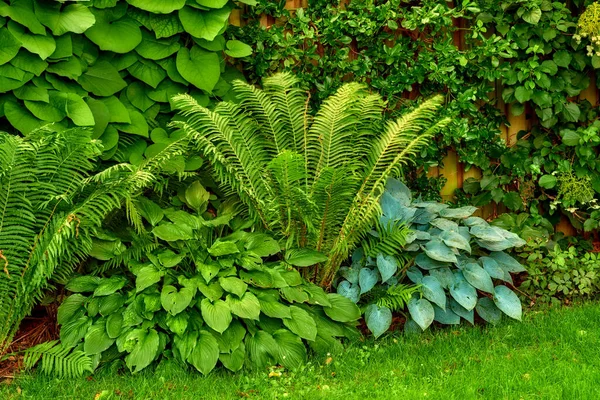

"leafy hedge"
[0,0,252,167]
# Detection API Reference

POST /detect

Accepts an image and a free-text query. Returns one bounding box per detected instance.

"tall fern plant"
[0,127,190,353]
[172,73,449,288]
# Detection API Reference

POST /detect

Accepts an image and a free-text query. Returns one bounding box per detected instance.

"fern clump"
[172,73,449,287]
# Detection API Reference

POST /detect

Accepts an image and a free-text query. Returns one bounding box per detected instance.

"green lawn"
[2,304,600,400]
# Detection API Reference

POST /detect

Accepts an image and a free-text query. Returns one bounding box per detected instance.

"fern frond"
[375,284,421,312]
[362,222,411,257]
[23,340,93,378]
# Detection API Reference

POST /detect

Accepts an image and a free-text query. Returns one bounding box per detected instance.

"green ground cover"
[3,303,599,400]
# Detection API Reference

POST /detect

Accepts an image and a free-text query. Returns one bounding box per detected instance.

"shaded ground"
[2,303,599,399]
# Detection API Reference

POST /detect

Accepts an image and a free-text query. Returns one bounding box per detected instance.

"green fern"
[172,72,450,287]
[22,340,93,378]
[375,284,421,312]
[0,127,192,353]
[362,222,411,257]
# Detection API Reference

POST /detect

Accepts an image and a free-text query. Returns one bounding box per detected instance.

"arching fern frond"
[22,340,93,378]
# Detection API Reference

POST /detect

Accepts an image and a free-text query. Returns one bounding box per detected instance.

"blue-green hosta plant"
[45,182,360,376]
[336,179,527,337]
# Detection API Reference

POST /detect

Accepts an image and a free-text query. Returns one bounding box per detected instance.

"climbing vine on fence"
[0,0,252,168]
[233,0,600,231]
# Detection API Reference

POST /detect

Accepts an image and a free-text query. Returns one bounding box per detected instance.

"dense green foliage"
[42,181,359,377]
[233,0,600,232]
[337,179,527,337]
[0,126,189,353]
[0,0,250,167]
[172,72,448,288]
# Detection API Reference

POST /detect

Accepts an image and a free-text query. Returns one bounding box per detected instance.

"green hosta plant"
[172,72,449,287]
[49,182,359,376]
[337,179,527,337]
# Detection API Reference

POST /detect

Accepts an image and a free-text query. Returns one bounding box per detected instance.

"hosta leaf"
[66,276,101,293]
[161,285,195,315]
[219,343,245,372]
[489,251,527,273]
[480,257,504,280]
[226,292,260,320]
[359,268,378,294]
[246,331,277,369]
[125,329,160,373]
[178,6,230,41]
[493,285,522,321]
[57,294,87,324]
[433,305,460,325]
[285,248,328,267]
[462,263,495,294]
[407,296,434,331]
[94,276,127,297]
[245,234,280,257]
[336,281,360,303]
[273,330,306,369]
[476,297,502,325]
[415,253,449,270]
[449,273,477,311]
[450,298,474,324]
[200,299,231,333]
[152,222,193,241]
[135,265,163,292]
[423,239,458,263]
[428,267,454,289]
[99,293,126,316]
[84,322,114,355]
[323,294,361,322]
[78,61,127,96]
[60,315,91,348]
[376,254,398,283]
[259,297,291,319]
[166,312,189,336]
[218,277,247,298]
[282,306,317,341]
[208,240,239,256]
[440,230,471,253]
[439,206,477,219]
[127,0,186,14]
[421,275,446,310]
[106,312,123,339]
[365,304,392,338]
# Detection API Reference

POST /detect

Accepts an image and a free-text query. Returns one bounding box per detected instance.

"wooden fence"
[230,1,600,234]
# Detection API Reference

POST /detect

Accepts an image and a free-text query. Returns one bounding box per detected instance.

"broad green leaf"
[414,253,449,270]
[303,284,331,307]
[149,13,184,38]
[245,234,280,257]
[49,91,95,126]
[188,330,219,374]
[364,304,392,339]
[522,7,541,24]
[476,297,502,325]
[127,58,166,88]
[10,50,48,76]
[219,342,245,372]
[376,254,398,283]
[185,180,210,211]
[0,28,21,65]
[450,298,474,324]
[285,248,328,267]
[539,174,557,189]
[178,6,230,41]
[323,293,361,322]
[514,86,532,103]
[407,296,434,331]
[225,40,252,58]
[34,3,95,36]
[126,81,155,112]
[85,15,142,54]
[114,108,149,136]
[421,275,446,310]
[219,277,248,298]
[125,329,159,373]
[152,222,193,241]
[463,263,495,294]
[489,251,527,273]
[282,306,317,341]
[258,297,291,319]
[106,312,123,339]
[161,285,195,315]
[561,129,580,146]
[480,257,504,280]
[127,0,186,14]
[84,322,114,355]
[553,50,572,68]
[0,0,45,34]
[439,206,477,219]
[46,57,83,80]
[196,0,229,8]
[24,98,65,122]
[273,330,306,369]
[66,276,101,293]
[135,29,180,60]
[208,241,239,256]
[99,96,131,123]
[99,293,126,316]
[4,101,44,133]
[493,285,522,321]
[336,280,360,303]
[94,276,127,296]
[157,249,184,268]
[166,312,189,336]
[60,315,91,347]
[539,60,557,76]
[199,299,232,336]
[226,292,260,320]
[561,102,580,122]
[78,61,127,96]
[57,294,87,324]
[7,21,55,59]
[246,331,277,369]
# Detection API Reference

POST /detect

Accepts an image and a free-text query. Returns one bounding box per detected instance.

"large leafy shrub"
[171,72,449,287]
[337,179,527,338]
[0,0,250,166]
[48,182,359,376]
[0,127,189,353]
